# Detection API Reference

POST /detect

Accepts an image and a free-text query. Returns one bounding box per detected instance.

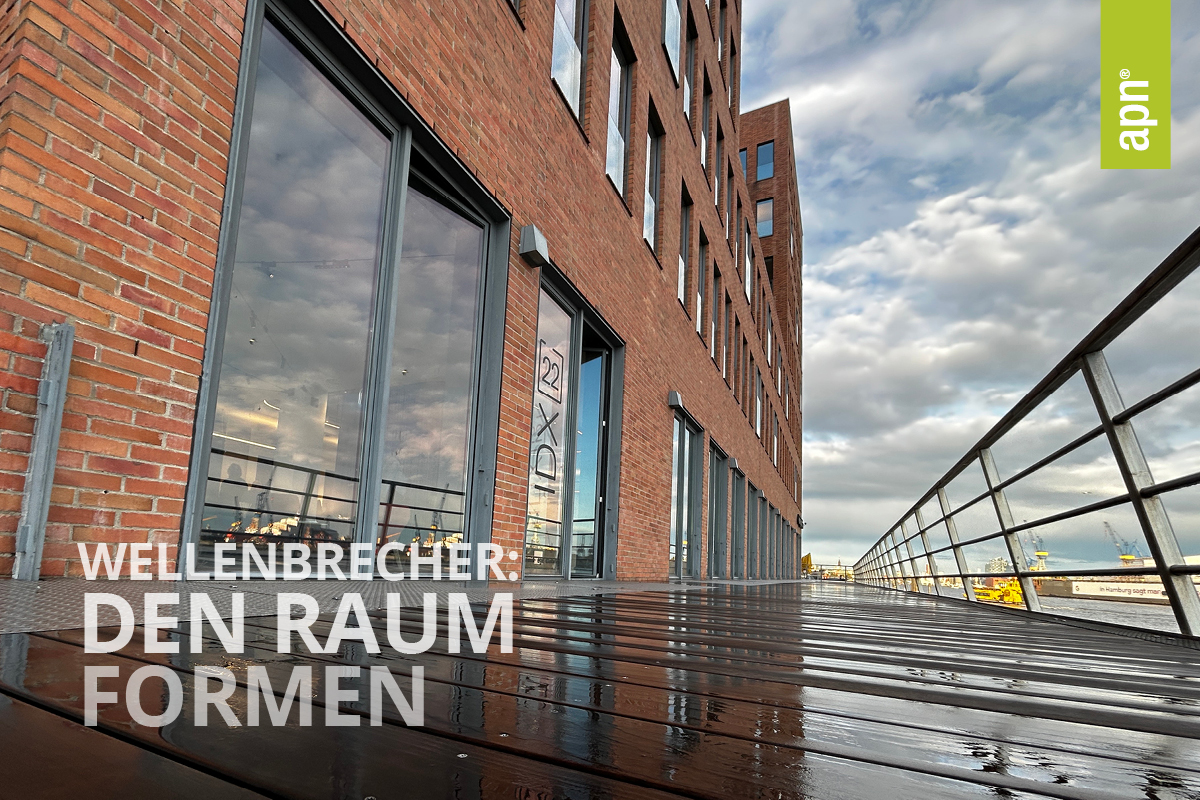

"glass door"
[523,285,617,579]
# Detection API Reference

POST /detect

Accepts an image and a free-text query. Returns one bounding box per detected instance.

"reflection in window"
[552,0,587,115]
[683,35,695,122]
[677,200,690,305]
[757,197,773,237]
[376,185,483,575]
[201,21,390,566]
[662,0,681,81]
[605,41,630,193]
[525,291,573,576]
[670,415,701,577]
[756,141,774,180]
[644,112,663,249]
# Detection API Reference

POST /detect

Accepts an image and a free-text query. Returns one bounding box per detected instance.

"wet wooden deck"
[2,581,1199,799]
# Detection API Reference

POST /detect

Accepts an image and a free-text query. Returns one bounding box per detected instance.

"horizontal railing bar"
[1005,494,1131,534]
[866,223,1200,559]
[1141,469,1200,498]
[1113,364,1200,424]
[990,425,1107,493]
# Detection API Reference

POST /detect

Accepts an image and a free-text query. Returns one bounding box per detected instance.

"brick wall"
[0,0,802,580]
[0,0,244,576]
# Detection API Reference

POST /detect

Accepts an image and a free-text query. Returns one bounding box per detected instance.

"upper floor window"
[754,370,763,437]
[743,223,752,286]
[606,39,631,193]
[683,32,696,122]
[772,413,779,465]
[722,294,732,378]
[710,266,719,358]
[663,0,682,82]
[725,164,733,231]
[756,141,774,180]
[552,0,588,116]
[757,197,773,237]
[702,89,712,172]
[678,197,691,305]
[718,2,726,63]
[739,148,747,174]
[644,109,664,250]
[766,308,772,359]
[696,237,707,334]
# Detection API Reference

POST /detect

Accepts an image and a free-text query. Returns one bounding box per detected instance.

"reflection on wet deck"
[2,581,1199,799]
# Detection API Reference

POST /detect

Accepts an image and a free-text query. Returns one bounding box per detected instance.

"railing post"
[898,521,921,592]
[1082,351,1200,636]
[979,448,1041,612]
[11,322,74,581]
[938,487,977,601]
[912,508,943,597]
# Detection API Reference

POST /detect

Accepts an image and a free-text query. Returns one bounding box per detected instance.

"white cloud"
[741,0,1200,564]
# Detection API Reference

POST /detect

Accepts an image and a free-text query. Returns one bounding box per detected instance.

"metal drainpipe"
[11,322,74,581]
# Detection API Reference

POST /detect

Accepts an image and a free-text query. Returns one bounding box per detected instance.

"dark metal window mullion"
[179,0,268,572]
[559,307,585,579]
[356,127,413,575]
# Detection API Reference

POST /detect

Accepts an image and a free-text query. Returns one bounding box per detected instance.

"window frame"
[756,140,775,181]
[552,0,591,117]
[182,0,511,577]
[756,197,773,237]
[644,106,664,251]
[605,34,632,195]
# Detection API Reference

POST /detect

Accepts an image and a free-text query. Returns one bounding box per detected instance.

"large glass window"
[377,184,483,575]
[200,22,387,565]
[708,445,728,578]
[730,469,745,577]
[756,141,774,180]
[193,15,494,577]
[669,414,701,578]
[552,0,588,115]
[605,42,631,193]
[696,238,706,334]
[757,197,773,237]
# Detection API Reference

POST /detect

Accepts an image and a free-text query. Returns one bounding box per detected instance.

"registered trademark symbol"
[1119,68,1130,79]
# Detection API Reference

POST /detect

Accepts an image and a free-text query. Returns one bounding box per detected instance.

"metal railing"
[854,225,1200,637]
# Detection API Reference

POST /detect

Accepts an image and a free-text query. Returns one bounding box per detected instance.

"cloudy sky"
[739,1,1200,565]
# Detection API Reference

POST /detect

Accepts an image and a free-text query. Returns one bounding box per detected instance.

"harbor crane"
[1103,521,1142,566]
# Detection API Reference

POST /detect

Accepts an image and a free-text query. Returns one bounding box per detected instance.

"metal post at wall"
[11,322,74,581]
[939,487,977,601]
[979,448,1042,612]
[1082,351,1200,636]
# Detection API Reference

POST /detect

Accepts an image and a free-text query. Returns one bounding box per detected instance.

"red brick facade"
[0,0,801,579]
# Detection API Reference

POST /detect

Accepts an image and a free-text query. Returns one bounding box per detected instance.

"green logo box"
[1101,0,1171,169]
